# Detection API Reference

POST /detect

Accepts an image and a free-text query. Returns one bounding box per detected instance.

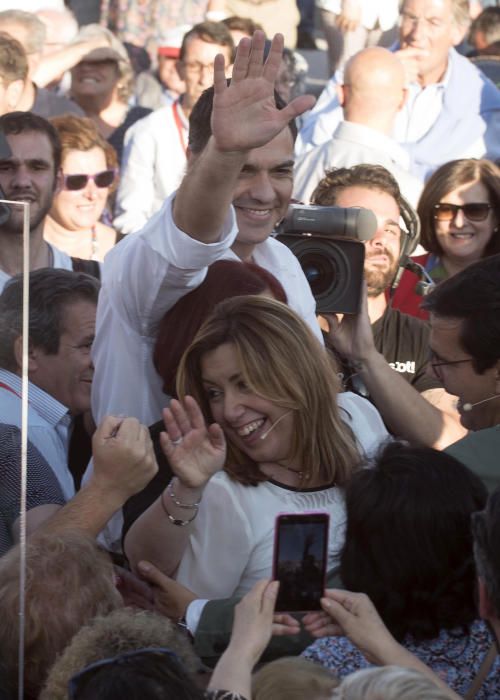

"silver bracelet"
[161,489,198,527]
[167,478,201,509]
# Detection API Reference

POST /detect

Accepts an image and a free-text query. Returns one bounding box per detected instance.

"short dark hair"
[0,111,62,173]
[422,253,500,374]
[472,487,500,618]
[340,441,487,642]
[0,31,28,83]
[179,20,234,63]
[470,6,500,46]
[417,158,500,257]
[311,163,402,208]
[188,82,297,155]
[0,268,99,372]
[222,15,264,37]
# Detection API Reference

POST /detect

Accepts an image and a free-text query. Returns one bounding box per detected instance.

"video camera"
[275,204,377,314]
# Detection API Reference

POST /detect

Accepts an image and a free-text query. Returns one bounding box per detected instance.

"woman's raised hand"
[160,396,226,489]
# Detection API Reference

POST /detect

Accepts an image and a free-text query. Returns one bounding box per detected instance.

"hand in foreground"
[137,560,197,621]
[322,281,376,364]
[160,396,226,489]
[114,565,155,610]
[92,416,158,502]
[229,580,300,664]
[211,30,315,153]
[302,589,401,666]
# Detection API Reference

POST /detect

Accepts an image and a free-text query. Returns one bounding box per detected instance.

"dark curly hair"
[340,441,487,642]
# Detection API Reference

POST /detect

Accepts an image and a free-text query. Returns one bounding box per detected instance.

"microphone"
[275,204,377,241]
[260,411,293,440]
[462,394,500,412]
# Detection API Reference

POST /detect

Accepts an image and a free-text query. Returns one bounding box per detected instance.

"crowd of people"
[0,0,500,698]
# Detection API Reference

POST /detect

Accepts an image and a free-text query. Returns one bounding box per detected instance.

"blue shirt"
[0,368,74,499]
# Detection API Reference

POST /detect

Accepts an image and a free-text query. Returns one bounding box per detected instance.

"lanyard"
[0,381,21,399]
[172,101,187,154]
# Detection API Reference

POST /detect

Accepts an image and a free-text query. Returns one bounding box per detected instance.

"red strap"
[172,101,187,154]
[0,381,21,399]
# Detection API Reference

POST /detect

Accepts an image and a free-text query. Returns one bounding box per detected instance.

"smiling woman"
[392,158,500,319]
[125,296,390,599]
[43,114,118,261]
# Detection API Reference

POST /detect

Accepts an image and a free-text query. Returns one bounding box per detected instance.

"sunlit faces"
[428,315,499,431]
[50,147,109,231]
[177,36,232,107]
[231,128,295,261]
[434,180,496,265]
[399,0,464,84]
[30,300,96,416]
[70,58,121,102]
[334,186,401,296]
[0,130,59,235]
[201,342,298,469]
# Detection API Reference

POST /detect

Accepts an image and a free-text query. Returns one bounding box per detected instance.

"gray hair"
[332,666,452,700]
[0,10,46,55]
[0,268,99,372]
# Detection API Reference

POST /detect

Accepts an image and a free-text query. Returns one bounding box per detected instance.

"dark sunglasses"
[63,169,116,191]
[68,647,181,698]
[433,202,492,222]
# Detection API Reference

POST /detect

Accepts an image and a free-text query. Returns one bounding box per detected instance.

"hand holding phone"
[272,512,329,612]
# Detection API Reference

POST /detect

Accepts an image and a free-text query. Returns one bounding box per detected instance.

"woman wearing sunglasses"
[44,115,118,262]
[392,158,500,320]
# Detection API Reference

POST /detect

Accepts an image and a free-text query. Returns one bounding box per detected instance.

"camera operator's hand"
[322,282,378,364]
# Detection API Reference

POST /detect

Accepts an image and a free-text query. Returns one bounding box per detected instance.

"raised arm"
[124,396,226,575]
[172,30,315,242]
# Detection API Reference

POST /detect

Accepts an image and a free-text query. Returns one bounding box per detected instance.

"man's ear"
[397,86,408,112]
[14,336,39,374]
[336,83,346,107]
[176,59,186,81]
[450,21,468,47]
[54,167,64,194]
[6,79,24,111]
[478,577,496,621]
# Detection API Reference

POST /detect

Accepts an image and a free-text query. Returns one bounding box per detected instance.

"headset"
[389,194,422,295]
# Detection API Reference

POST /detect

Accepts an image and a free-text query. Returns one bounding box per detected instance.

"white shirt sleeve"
[174,475,254,599]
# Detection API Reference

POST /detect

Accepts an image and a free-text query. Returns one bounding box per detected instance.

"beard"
[364,248,399,297]
[1,190,55,236]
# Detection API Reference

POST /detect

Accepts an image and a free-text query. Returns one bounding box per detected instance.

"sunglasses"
[63,169,116,191]
[68,647,181,698]
[433,202,492,222]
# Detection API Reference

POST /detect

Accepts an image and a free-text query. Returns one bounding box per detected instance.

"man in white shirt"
[293,46,423,207]
[92,31,319,428]
[113,21,234,235]
[297,0,500,180]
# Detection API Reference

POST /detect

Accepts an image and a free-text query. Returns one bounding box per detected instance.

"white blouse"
[175,392,389,598]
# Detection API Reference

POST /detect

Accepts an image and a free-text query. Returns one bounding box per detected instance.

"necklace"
[90,225,98,261]
[270,462,311,482]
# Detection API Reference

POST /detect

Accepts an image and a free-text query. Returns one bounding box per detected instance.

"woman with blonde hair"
[44,114,118,261]
[125,296,388,599]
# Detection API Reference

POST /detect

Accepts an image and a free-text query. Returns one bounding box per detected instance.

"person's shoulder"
[385,305,429,334]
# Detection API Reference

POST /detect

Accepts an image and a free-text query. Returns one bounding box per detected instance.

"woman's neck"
[44,216,99,260]
[259,461,326,489]
[442,254,478,278]
[78,97,128,138]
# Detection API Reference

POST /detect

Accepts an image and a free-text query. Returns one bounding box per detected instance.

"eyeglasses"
[433,202,492,222]
[182,60,215,76]
[428,350,474,371]
[68,647,181,698]
[63,169,116,191]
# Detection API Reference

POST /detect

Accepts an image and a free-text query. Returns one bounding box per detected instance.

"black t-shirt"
[335,305,441,397]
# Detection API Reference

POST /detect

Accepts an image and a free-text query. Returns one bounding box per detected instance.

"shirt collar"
[0,368,71,427]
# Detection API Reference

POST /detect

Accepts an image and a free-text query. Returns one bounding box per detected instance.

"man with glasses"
[296,0,500,179]
[421,254,500,491]
[114,21,234,235]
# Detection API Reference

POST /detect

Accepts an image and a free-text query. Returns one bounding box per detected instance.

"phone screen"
[273,512,329,612]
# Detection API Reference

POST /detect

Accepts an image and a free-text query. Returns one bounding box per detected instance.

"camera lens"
[301,251,339,297]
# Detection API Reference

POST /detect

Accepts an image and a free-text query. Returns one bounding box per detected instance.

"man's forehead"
[183,34,232,60]
[402,0,452,18]
[244,129,294,167]
[4,130,53,160]
[334,185,399,217]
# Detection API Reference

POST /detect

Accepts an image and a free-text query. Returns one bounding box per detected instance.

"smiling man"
[114,22,235,235]
[91,31,317,430]
[0,268,99,499]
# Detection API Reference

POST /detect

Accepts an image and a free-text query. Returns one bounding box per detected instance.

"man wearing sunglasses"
[0,110,101,292]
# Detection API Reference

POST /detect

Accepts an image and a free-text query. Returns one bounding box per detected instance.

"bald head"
[340,47,407,133]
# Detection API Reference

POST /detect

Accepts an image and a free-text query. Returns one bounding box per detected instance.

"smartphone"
[272,512,329,612]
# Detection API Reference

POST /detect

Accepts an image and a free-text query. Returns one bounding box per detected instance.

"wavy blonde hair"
[177,295,361,487]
